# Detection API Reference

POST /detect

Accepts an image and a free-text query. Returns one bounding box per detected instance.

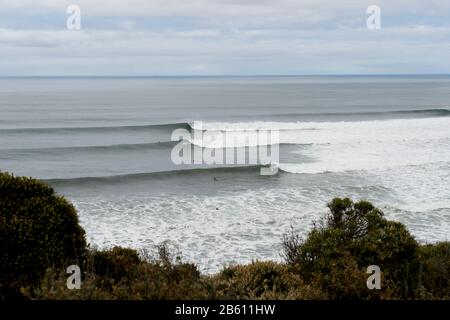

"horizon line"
[1,74,450,78]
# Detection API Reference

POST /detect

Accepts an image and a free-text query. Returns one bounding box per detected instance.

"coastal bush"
[283,198,421,299]
[419,242,450,299]
[90,247,141,281]
[27,240,450,300]
[211,261,324,299]
[0,172,87,300]
[27,245,209,300]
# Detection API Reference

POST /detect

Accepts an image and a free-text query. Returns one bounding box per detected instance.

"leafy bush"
[211,261,324,299]
[283,198,421,299]
[27,245,208,300]
[0,172,87,299]
[90,247,141,281]
[419,242,450,299]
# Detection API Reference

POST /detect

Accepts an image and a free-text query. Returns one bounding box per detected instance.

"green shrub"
[419,242,450,298]
[354,219,421,298]
[90,247,141,281]
[283,198,421,299]
[27,245,208,300]
[212,261,324,299]
[0,172,87,299]
[283,226,369,299]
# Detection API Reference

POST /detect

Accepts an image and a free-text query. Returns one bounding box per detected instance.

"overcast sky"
[0,0,449,76]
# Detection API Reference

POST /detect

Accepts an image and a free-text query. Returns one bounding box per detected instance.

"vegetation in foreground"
[0,172,449,300]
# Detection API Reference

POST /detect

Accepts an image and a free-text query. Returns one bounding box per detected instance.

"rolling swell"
[0,122,191,134]
[44,165,263,187]
[0,141,300,155]
[272,108,450,118]
[0,141,178,155]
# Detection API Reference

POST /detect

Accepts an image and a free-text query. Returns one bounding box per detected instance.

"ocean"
[1,75,449,273]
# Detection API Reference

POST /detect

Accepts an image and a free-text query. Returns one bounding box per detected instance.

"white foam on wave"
[192,116,449,134]
[188,117,450,150]
[190,121,318,132]
[188,117,450,174]
[72,188,342,273]
[279,116,450,174]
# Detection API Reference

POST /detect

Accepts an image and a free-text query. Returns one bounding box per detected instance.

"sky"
[0,0,449,76]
